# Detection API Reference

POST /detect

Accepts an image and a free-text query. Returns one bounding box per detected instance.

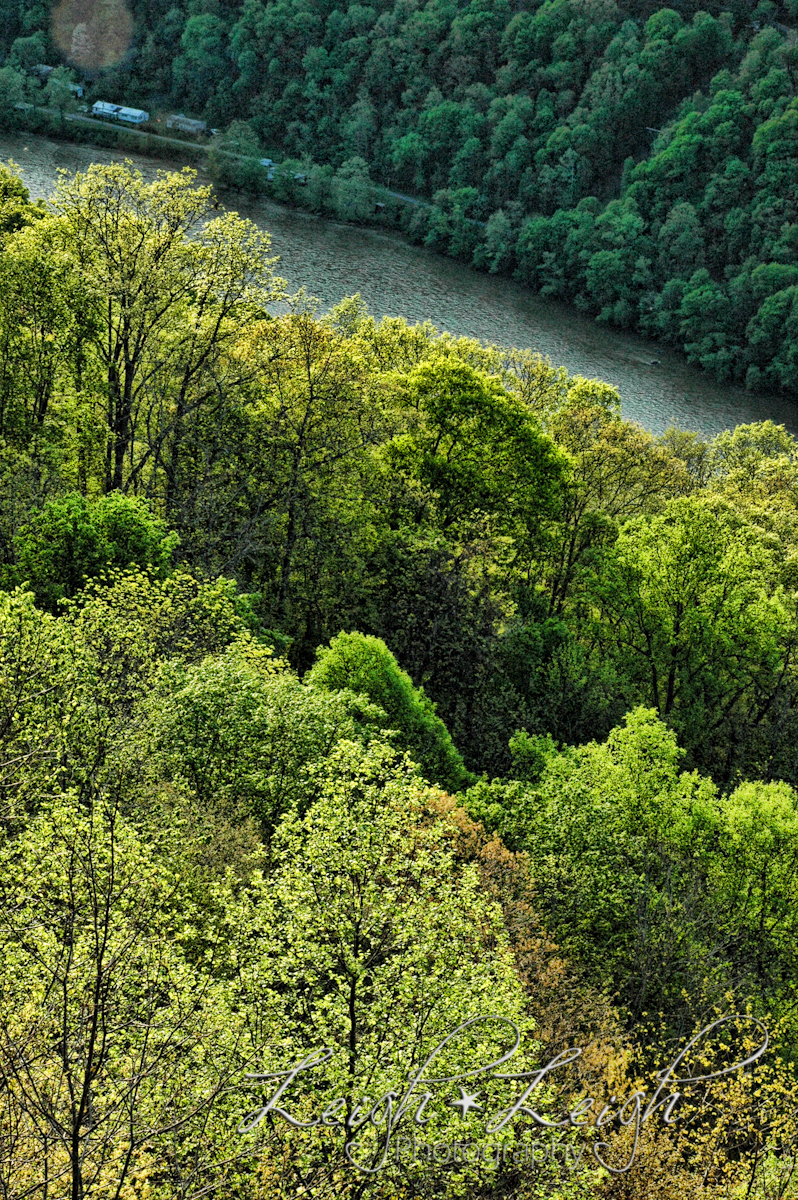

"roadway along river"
[3,129,797,436]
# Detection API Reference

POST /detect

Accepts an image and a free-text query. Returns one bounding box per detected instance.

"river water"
[2,130,796,437]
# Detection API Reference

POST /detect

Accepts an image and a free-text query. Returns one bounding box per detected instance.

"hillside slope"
[4,0,798,390]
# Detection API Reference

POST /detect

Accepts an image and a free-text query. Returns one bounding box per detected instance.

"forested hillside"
[4,161,798,1196]
[4,0,798,392]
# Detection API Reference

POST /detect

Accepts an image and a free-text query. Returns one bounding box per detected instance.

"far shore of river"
[2,118,797,438]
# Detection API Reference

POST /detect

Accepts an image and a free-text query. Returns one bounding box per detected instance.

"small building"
[117,106,149,124]
[92,101,149,124]
[166,113,206,134]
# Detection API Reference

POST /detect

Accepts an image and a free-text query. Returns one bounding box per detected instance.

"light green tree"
[306,631,472,791]
[589,493,798,781]
[0,215,87,452]
[0,792,257,1198]
[236,740,536,1198]
[46,162,284,496]
[141,640,385,838]
[0,570,251,817]
[0,586,69,820]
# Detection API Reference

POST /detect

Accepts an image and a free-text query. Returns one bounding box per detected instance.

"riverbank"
[3,102,424,217]
[3,104,211,165]
[3,108,793,420]
[2,124,796,437]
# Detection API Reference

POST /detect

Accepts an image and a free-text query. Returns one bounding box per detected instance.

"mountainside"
[2,147,798,1200]
[4,0,798,392]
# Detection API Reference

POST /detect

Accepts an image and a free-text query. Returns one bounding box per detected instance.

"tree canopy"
[5,0,798,390]
[2,160,798,1197]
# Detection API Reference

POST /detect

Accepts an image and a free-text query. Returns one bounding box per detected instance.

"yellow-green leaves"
[591,494,797,779]
[0,792,257,1197]
[238,739,535,1196]
[381,355,565,542]
[31,162,284,495]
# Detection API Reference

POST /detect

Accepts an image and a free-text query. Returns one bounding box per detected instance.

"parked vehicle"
[91,101,149,124]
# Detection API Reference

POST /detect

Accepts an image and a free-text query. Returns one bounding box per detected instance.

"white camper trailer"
[117,106,149,124]
[92,101,150,124]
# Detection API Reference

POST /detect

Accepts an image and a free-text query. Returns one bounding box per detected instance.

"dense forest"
[2,160,798,1196]
[4,0,798,392]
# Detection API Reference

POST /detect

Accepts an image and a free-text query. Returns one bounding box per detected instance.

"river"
[2,129,796,437]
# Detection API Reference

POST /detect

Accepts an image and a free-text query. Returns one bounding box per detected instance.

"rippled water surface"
[3,130,797,436]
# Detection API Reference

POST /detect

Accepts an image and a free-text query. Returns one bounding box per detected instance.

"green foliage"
[588,493,798,782]
[466,709,706,1006]
[0,160,40,236]
[306,631,472,792]
[382,356,565,540]
[47,162,283,495]
[465,706,798,1040]
[206,119,268,191]
[240,738,535,1194]
[0,585,69,817]
[142,641,387,836]
[3,158,798,1186]
[5,163,798,789]
[507,728,558,783]
[8,491,179,611]
[0,791,259,1195]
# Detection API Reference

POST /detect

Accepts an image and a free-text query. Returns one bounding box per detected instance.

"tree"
[43,65,79,126]
[234,305,379,651]
[0,162,41,238]
[539,381,690,617]
[5,32,47,71]
[10,491,178,611]
[589,494,798,782]
[237,739,534,1198]
[472,208,515,274]
[0,69,25,129]
[709,777,798,1013]
[141,640,386,840]
[0,215,86,450]
[47,163,284,496]
[329,157,375,222]
[380,355,564,546]
[173,13,228,113]
[0,586,68,818]
[0,792,255,1198]
[306,631,472,792]
[0,569,254,827]
[465,707,720,1020]
[206,121,265,192]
